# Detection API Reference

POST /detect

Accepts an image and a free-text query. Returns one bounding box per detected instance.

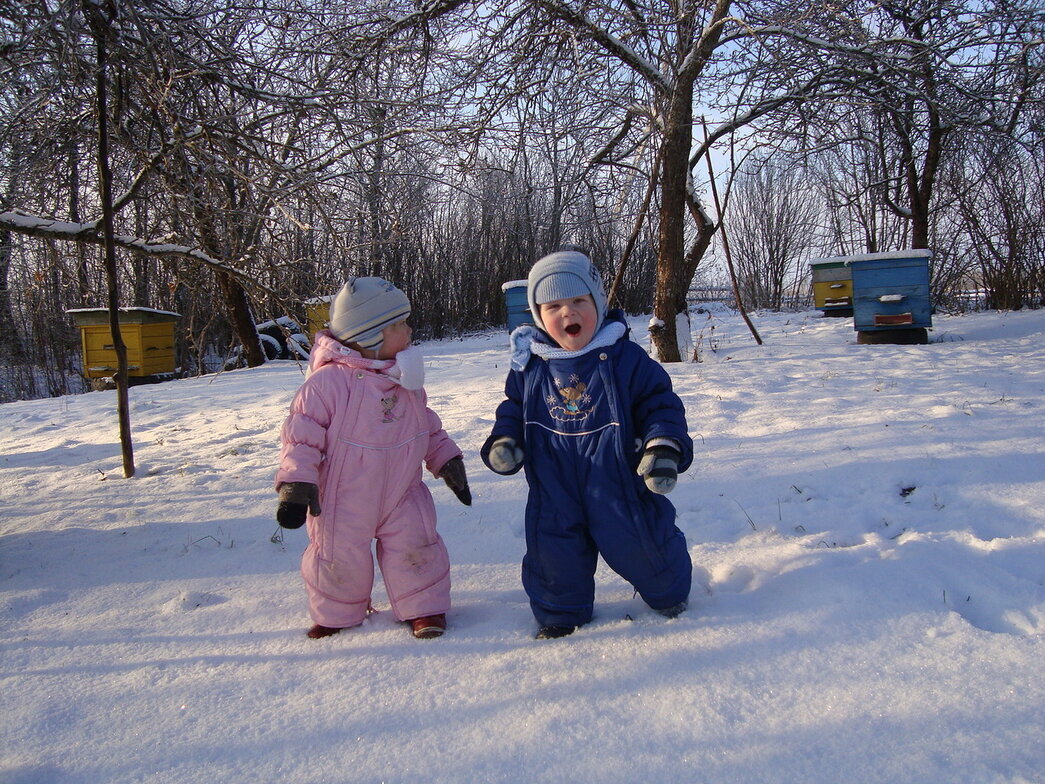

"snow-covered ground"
[1,307,1042,784]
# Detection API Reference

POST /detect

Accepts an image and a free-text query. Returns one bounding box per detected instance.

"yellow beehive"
[67,308,179,379]
[809,259,853,313]
[304,296,334,339]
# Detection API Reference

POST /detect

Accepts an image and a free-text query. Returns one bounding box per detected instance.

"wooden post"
[701,118,762,347]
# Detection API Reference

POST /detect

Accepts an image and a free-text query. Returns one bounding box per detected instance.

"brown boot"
[306,624,343,639]
[410,614,446,639]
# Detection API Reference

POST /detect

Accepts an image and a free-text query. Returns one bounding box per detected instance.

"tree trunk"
[910,119,946,251]
[682,192,718,297]
[1,141,28,362]
[0,230,29,363]
[183,188,266,368]
[68,139,92,304]
[214,269,263,364]
[85,0,135,478]
[651,90,694,363]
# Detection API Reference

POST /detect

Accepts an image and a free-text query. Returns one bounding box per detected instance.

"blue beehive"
[849,250,932,344]
[502,280,531,332]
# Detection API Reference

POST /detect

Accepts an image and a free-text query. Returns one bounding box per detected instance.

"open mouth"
[565,324,581,336]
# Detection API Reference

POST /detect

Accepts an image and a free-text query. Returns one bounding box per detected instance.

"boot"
[306,624,344,639]
[410,614,446,639]
[654,601,688,619]
[535,624,576,640]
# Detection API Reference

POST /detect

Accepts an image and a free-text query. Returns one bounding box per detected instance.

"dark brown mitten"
[439,456,472,506]
[277,482,321,529]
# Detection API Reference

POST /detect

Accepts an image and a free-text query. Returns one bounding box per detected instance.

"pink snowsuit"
[275,330,461,628]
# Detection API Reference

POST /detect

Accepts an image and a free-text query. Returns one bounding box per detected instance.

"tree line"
[2,0,1042,403]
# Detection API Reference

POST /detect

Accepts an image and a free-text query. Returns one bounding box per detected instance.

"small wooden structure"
[850,250,932,344]
[502,280,531,331]
[305,296,332,338]
[67,307,179,380]
[809,258,854,316]
[303,295,334,339]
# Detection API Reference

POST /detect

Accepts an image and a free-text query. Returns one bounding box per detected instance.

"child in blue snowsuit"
[481,249,693,639]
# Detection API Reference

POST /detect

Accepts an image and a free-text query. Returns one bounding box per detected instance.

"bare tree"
[781,0,1044,251]
[806,128,913,256]
[2,0,1040,405]
[953,141,1044,309]
[728,162,822,310]
[524,0,734,361]
[0,165,28,363]
[80,0,135,476]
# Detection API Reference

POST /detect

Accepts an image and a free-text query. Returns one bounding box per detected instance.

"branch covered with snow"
[0,210,273,294]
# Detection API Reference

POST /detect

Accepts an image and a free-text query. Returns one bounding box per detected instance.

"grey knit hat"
[527,250,607,331]
[328,277,410,352]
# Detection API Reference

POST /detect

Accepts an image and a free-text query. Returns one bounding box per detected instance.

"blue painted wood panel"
[851,254,932,332]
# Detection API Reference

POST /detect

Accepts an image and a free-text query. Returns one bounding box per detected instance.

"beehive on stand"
[809,258,854,316]
[849,250,933,344]
[68,307,179,381]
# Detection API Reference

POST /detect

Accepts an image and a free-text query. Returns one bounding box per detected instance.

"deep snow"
[1,307,1042,784]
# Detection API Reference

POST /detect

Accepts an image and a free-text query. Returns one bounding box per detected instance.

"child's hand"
[637,445,681,494]
[440,456,472,506]
[488,437,524,473]
[276,482,321,529]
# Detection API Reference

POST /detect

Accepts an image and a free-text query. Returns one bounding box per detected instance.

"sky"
[1,306,1042,784]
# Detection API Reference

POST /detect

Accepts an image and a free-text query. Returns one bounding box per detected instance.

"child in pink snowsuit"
[275,277,471,640]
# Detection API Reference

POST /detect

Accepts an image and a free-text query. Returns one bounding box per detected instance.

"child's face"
[377,319,412,359]
[539,295,598,351]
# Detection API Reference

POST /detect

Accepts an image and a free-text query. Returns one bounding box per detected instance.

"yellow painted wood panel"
[813,280,853,308]
[138,350,176,375]
[305,301,331,338]
[78,323,176,377]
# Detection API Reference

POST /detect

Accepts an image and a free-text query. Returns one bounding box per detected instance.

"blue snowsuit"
[481,311,693,628]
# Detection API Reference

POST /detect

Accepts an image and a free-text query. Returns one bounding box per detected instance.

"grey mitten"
[637,445,681,495]
[276,482,321,529]
[439,456,472,506]
[488,437,524,473]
